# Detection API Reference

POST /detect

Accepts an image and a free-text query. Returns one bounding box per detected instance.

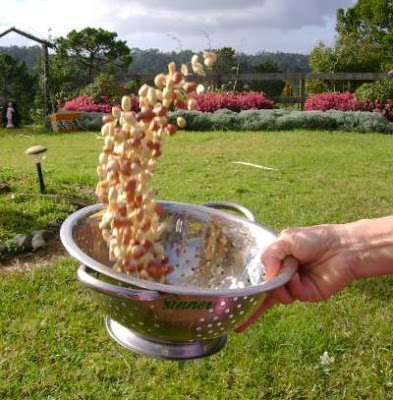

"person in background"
[236,216,393,333]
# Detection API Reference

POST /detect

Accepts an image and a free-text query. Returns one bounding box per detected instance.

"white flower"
[320,351,335,366]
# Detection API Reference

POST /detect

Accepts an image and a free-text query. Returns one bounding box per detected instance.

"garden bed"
[48,109,393,134]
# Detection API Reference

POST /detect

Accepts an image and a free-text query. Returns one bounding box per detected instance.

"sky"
[1,0,357,55]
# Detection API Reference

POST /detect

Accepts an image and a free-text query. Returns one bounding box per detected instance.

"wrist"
[339,216,393,279]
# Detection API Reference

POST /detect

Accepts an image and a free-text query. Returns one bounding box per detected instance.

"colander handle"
[77,265,160,302]
[202,201,256,222]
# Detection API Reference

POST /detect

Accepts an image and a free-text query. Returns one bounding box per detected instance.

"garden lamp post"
[25,145,47,194]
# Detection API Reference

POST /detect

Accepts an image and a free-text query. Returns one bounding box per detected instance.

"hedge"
[170,109,393,134]
[45,109,393,134]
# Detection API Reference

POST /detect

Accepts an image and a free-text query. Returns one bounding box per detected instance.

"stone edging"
[0,222,61,259]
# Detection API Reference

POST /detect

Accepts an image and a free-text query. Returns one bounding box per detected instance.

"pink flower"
[61,95,140,113]
[189,91,274,112]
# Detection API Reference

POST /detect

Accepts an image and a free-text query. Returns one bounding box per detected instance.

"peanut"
[97,53,216,281]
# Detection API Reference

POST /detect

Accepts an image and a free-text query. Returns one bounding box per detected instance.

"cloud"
[131,0,263,10]
[111,0,356,35]
[0,0,356,53]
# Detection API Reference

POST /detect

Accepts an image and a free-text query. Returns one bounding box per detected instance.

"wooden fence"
[122,72,389,110]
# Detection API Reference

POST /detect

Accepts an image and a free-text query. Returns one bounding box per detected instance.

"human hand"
[236,223,358,333]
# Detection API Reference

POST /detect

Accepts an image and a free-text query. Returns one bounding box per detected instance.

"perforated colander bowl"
[60,201,296,360]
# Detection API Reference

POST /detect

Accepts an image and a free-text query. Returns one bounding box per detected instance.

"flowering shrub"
[304,91,359,112]
[61,95,140,113]
[374,100,393,122]
[189,91,274,113]
[304,91,393,122]
[61,92,273,115]
[61,96,112,113]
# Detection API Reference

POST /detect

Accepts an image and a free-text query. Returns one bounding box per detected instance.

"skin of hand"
[236,216,393,333]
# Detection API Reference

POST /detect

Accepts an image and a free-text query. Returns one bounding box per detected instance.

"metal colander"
[60,201,296,360]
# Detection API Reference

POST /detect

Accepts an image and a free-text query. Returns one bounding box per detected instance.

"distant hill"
[0,45,41,74]
[237,51,310,73]
[128,48,310,74]
[0,45,310,76]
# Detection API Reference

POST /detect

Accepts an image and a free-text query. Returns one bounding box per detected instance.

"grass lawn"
[0,126,393,399]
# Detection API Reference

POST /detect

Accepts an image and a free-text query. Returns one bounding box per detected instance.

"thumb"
[262,235,294,280]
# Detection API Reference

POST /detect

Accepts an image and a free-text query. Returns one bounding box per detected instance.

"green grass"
[0,127,393,399]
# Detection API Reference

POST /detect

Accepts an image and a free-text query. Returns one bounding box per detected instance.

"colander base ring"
[105,317,228,361]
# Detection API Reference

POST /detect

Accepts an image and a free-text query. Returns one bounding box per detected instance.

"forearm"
[340,216,393,279]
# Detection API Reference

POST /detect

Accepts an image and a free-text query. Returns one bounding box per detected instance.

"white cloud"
[1,0,356,53]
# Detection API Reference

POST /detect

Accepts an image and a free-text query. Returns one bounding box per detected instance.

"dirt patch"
[0,236,69,274]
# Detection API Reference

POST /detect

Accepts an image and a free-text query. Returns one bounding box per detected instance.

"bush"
[61,95,113,113]
[275,111,339,131]
[29,108,45,125]
[324,110,393,132]
[304,89,393,122]
[123,80,138,95]
[210,109,243,130]
[61,91,273,115]
[355,79,393,103]
[82,73,123,104]
[374,100,393,122]
[169,109,393,134]
[78,112,107,131]
[238,110,281,131]
[189,91,274,112]
[60,95,139,113]
[170,110,213,131]
[51,108,393,133]
[304,91,359,112]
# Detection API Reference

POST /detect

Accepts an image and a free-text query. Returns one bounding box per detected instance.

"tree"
[214,47,238,75]
[56,27,132,77]
[52,27,132,97]
[0,54,36,123]
[308,37,383,92]
[308,0,392,93]
[253,61,286,97]
[0,45,41,74]
[336,0,393,65]
[211,47,239,90]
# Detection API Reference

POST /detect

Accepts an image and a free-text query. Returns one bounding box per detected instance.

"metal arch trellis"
[0,26,55,117]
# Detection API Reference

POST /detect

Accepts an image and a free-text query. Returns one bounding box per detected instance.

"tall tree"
[56,27,132,77]
[214,47,238,75]
[308,0,392,93]
[52,27,132,96]
[211,47,239,90]
[336,0,393,67]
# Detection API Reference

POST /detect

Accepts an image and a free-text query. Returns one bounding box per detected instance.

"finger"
[270,286,294,304]
[262,236,294,280]
[235,294,278,333]
[286,272,308,301]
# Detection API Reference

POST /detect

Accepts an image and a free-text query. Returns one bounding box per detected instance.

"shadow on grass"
[351,275,393,302]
